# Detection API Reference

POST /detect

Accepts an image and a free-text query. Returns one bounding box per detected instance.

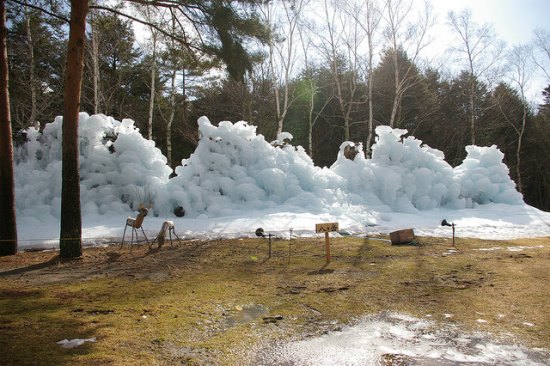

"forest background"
[6,0,550,212]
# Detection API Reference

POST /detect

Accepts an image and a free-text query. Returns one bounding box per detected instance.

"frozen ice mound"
[14,114,524,222]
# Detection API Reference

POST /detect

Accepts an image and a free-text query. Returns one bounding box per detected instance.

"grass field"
[1,235,549,365]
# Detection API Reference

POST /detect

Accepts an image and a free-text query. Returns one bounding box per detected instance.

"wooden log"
[389,229,415,245]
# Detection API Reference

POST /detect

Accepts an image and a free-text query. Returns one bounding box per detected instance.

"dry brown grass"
[1,235,549,365]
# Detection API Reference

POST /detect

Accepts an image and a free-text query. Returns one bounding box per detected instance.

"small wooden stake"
[288,229,293,264]
[452,224,456,248]
[325,232,331,263]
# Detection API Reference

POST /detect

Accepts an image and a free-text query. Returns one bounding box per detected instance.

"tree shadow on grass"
[0,288,108,365]
[307,263,334,275]
[0,255,61,276]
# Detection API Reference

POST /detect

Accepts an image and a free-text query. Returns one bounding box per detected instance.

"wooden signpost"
[315,222,339,263]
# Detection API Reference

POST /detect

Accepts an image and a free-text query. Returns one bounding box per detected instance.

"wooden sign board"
[315,222,339,233]
[316,222,339,264]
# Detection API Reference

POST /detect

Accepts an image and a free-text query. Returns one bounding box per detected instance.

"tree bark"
[147,30,157,140]
[296,17,316,159]
[307,77,314,158]
[516,107,526,193]
[366,62,374,156]
[60,0,88,259]
[90,6,99,114]
[469,82,476,145]
[469,59,476,146]
[167,66,177,168]
[364,0,379,158]
[264,1,301,137]
[389,48,400,128]
[0,0,17,256]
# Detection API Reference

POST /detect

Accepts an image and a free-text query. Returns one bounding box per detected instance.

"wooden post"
[325,232,331,263]
[316,222,338,264]
[452,224,456,248]
[288,228,293,264]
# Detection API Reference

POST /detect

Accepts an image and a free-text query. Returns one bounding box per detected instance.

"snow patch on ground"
[258,312,550,365]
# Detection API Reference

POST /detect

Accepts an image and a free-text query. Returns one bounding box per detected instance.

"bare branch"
[7,0,69,22]
[89,4,202,53]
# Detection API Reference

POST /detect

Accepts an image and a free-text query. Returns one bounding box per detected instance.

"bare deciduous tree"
[448,9,505,145]
[315,0,368,141]
[532,28,550,80]
[353,0,383,156]
[262,0,307,137]
[501,44,535,193]
[144,9,159,141]
[383,0,433,129]
[165,15,179,168]
[297,11,330,159]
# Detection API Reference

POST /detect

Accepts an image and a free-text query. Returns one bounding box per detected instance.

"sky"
[423,0,549,102]
[431,0,549,47]
[131,1,550,103]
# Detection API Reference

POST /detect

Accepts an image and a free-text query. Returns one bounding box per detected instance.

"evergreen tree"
[436,71,490,166]
[522,86,550,210]
[60,0,88,259]
[371,48,437,134]
[483,83,531,188]
[285,65,347,168]
[411,68,446,146]
[81,11,140,119]
[7,6,65,130]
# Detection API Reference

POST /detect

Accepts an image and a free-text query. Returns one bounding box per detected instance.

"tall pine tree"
[0,0,17,256]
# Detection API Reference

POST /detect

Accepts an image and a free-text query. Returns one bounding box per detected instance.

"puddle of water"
[225,304,268,328]
[256,312,550,366]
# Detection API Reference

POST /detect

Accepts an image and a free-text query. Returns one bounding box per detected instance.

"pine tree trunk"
[0,0,17,256]
[60,0,88,259]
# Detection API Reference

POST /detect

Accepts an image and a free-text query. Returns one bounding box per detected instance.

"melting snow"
[258,313,550,365]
